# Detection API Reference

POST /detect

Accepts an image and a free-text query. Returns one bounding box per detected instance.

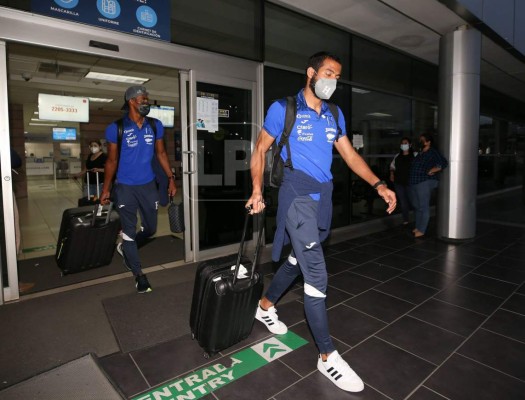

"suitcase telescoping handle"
[90,202,114,227]
[232,207,265,287]
[86,170,100,199]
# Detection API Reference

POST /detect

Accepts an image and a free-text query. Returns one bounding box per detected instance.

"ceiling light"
[352,88,370,94]
[31,118,60,122]
[88,97,114,103]
[366,112,392,117]
[29,122,58,126]
[85,71,149,84]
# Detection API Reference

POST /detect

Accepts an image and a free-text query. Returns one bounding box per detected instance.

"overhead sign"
[132,331,308,400]
[31,0,171,42]
[38,94,90,123]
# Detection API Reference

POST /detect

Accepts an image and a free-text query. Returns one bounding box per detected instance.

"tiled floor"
[100,220,525,400]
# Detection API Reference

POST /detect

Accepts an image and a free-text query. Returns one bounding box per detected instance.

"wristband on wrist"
[372,180,387,190]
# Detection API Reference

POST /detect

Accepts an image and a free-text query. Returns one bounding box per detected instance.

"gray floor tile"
[328,271,380,296]
[425,354,525,400]
[349,262,404,282]
[374,252,424,270]
[408,299,486,337]
[347,337,435,400]
[418,257,474,277]
[457,328,525,381]
[406,386,449,400]
[131,334,211,387]
[327,305,386,347]
[484,254,525,269]
[482,309,525,343]
[325,256,356,274]
[400,267,458,290]
[332,249,379,265]
[274,371,390,400]
[435,285,504,315]
[456,273,518,298]
[376,316,464,365]
[212,359,300,400]
[501,293,525,315]
[394,247,438,262]
[374,278,438,305]
[344,290,414,323]
[434,251,487,267]
[99,353,149,399]
[472,264,525,285]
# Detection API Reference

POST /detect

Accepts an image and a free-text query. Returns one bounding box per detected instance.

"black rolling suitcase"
[190,210,264,358]
[55,203,121,275]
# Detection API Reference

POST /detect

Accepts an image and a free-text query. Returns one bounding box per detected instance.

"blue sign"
[32,0,171,42]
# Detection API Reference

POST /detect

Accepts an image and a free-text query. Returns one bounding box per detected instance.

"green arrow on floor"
[263,343,286,359]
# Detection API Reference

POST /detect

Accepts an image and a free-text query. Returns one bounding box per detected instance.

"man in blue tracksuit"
[246,52,397,393]
[100,86,176,293]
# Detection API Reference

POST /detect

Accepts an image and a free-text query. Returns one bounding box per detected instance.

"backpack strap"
[327,102,342,142]
[278,96,297,170]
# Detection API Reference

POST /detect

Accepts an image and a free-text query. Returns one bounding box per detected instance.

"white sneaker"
[317,351,364,392]
[255,301,288,335]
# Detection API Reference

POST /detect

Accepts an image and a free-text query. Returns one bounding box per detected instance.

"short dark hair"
[89,140,102,147]
[307,52,342,73]
[420,133,434,144]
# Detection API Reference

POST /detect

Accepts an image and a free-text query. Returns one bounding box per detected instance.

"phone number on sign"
[52,106,78,113]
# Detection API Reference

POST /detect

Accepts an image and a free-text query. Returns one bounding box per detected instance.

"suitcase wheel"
[203,352,209,359]
[191,332,195,340]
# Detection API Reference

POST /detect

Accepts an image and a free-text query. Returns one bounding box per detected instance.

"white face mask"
[90,146,100,154]
[314,78,337,100]
[400,144,410,151]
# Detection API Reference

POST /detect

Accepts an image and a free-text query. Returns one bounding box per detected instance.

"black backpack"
[266,96,341,188]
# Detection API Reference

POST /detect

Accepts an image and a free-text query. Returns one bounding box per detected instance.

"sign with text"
[38,94,90,123]
[132,331,308,400]
[32,0,171,42]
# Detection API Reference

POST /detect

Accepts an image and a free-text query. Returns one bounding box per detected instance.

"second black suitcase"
[190,211,264,358]
[55,203,121,275]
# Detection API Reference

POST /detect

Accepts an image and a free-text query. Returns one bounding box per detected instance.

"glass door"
[183,75,256,259]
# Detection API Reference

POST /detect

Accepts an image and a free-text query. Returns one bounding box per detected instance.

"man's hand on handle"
[245,191,265,214]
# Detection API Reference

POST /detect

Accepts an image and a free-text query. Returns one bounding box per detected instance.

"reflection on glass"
[196,83,252,250]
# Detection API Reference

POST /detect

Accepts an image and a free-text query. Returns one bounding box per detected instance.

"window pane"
[265,3,350,80]
[412,60,438,102]
[350,89,411,221]
[352,37,411,95]
[172,0,262,60]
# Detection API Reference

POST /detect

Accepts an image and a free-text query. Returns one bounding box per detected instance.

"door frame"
[0,7,260,301]
[188,72,259,262]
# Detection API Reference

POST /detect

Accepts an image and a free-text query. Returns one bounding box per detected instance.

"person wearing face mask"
[100,85,176,294]
[408,133,448,238]
[389,137,416,225]
[246,52,397,393]
[75,140,107,199]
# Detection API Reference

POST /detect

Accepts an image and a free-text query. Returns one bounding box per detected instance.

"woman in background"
[389,137,416,225]
[75,140,106,199]
[409,134,448,238]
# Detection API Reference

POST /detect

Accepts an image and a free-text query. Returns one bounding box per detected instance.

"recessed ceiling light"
[366,112,392,117]
[85,71,149,84]
[352,88,370,94]
[87,97,114,103]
